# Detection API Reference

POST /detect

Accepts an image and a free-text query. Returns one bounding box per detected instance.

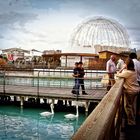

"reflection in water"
[0,106,86,140]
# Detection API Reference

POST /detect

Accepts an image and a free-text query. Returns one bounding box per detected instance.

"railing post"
[37,71,40,104]
[85,101,89,113]
[20,96,24,108]
[3,70,6,95]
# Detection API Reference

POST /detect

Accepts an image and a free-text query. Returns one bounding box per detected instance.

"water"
[0,105,86,140]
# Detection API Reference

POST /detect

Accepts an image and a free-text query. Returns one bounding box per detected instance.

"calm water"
[0,105,86,140]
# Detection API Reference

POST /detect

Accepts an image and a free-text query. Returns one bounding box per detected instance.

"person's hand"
[72,74,79,77]
[72,74,75,77]
[119,64,126,73]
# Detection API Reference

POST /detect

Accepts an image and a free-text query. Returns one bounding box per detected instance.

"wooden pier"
[0,85,106,112]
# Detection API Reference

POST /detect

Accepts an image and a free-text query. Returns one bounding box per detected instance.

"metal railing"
[0,69,107,95]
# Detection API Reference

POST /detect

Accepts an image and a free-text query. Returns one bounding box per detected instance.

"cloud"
[9,26,47,38]
[59,0,140,26]
[0,11,37,26]
[0,0,38,29]
[0,0,31,12]
[127,27,140,31]
[0,34,4,39]
[0,0,140,51]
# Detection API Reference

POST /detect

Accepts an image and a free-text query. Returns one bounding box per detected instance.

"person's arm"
[72,68,79,77]
[116,70,129,78]
[116,62,120,70]
[106,61,113,78]
[118,64,126,73]
[106,61,110,73]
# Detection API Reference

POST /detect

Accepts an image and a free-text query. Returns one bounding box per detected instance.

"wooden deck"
[0,85,106,102]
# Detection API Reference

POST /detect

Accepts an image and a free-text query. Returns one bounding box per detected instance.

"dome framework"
[71,17,130,49]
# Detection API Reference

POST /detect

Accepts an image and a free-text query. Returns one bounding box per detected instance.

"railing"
[72,78,124,140]
[0,69,107,97]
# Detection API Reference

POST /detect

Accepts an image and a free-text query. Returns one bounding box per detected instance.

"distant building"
[43,50,61,55]
[94,45,131,54]
[2,48,29,61]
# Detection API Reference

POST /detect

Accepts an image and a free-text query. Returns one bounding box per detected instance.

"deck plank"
[0,85,106,102]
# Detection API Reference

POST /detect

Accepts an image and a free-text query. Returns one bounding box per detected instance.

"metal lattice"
[71,17,130,49]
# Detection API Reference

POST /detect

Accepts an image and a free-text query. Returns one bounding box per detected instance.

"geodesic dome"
[71,17,130,51]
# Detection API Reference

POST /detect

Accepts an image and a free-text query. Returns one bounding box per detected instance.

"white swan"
[40,104,54,117]
[64,105,79,119]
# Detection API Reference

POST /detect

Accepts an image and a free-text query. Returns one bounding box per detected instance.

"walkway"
[0,85,106,101]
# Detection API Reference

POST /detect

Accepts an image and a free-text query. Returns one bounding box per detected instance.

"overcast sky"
[0,0,140,52]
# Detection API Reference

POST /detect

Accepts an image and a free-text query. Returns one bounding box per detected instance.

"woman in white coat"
[117,58,140,125]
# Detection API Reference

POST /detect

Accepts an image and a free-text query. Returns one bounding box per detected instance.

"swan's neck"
[51,105,54,114]
[76,106,79,117]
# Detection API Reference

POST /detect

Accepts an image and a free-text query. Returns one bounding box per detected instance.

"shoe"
[72,91,79,95]
[71,90,76,94]
[73,93,79,96]
[82,93,88,95]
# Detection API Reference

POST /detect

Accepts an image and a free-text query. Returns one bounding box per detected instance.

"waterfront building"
[2,48,29,61]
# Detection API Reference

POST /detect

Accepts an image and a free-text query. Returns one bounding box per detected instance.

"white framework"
[71,17,130,49]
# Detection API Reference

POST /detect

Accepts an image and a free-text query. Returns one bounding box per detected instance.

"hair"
[129,52,137,59]
[126,58,135,71]
[110,55,115,58]
[75,62,79,65]
[78,61,83,64]
[110,55,116,61]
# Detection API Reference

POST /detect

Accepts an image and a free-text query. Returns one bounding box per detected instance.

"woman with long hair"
[117,58,140,125]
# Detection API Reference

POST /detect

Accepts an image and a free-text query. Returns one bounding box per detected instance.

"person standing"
[78,61,88,95]
[117,57,125,71]
[129,53,140,85]
[71,62,79,95]
[116,58,140,125]
[129,52,140,117]
[106,55,116,91]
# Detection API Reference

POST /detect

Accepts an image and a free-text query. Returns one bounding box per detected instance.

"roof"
[98,50,119,55]
[42,53,98,57]
[2,48,30,54]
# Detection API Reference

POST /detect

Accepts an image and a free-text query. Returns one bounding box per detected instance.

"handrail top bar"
[3,75,102,80]
[1,68,107,74]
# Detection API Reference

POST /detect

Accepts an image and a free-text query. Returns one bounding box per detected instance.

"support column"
[20,96,24,107]
[80,56,82,62]
[14,96,17,102]
[65,55,67,68]
[85,101,89,114]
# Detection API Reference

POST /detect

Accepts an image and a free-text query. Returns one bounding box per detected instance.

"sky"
[0,0,140,53]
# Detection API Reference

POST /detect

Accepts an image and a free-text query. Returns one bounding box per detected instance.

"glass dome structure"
[71,17,130,52]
